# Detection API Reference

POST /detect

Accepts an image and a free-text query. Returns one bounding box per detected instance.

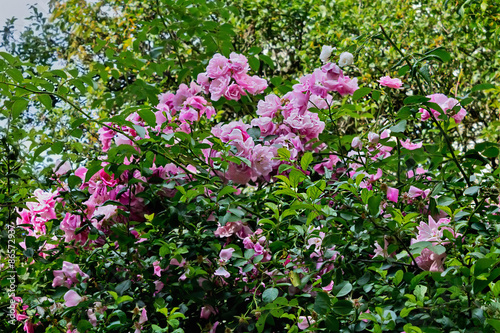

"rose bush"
[2,43,500,333]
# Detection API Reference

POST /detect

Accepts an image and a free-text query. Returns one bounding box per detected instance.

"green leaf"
[132,124,146,138]
[403,95,429,105]
[11,99,29,119]
[7,68,24,83]
[393,270,404,286]
[38,94,53,109]
[352,87,372,101]
[400,307,415,318]
[138,109,157,127]
[108,291,118,301]
[490,281,500,297]
[259,54,274,69]
[262,287,279,303]
[247,126,261,140]
[390,120,407,133]
[300,152,313,171]
[217,185,238,200]
[314,291,331,315]
[471,83,495,93]
[116,295,133,304]
[474,258,494,276]
[487,319,500,331]
[359,312,378,322]
[115,280,132,296]
[464,186,480,196]
[248,56,260,72]
[483,146,499,158]
[414,285,427,303]
[331,299,353,315]
[77,320,94,332]
[368,195,382,216]
[332,281,352,297]
[33,143,51,160]
[68,175,82,188]
[428,48,451,62]
[277,147,291,160]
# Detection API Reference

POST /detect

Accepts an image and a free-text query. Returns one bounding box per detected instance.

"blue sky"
[0,0,50,33]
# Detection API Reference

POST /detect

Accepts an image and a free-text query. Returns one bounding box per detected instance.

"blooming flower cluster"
[13,48,473,333]
[419,93,467,123]
[52,261,89,288]
[197,52,268,101]
[411,216,460,272]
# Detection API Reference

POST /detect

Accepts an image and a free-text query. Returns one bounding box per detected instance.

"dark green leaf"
[115,280,132,296]
[352,87,372,101]
[403,95,429,105]
[331,299,353,315]
[314,291,331,315]
[262,287,279,303]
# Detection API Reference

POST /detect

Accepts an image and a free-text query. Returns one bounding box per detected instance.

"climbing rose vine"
[6,48,500,333]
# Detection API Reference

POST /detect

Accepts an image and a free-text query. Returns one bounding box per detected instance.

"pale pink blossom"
[250,117,276,136]
[206,53,230,79]
[351,137,362,149]
[64,290,83,307]
[52,262,89,288]
[214,267,230,278]
[418,93,467,123]
[252,144,276,177]
[415,248,446,272]
[224,83,244,101]
[368,132,380,144]
[229,52,249,74]
[209,75,231,101]
[220,248,235,262]
[400,139,422,150]
[256,94,281,118]
[214,221,253,239]
[298,316,315,330]
[416,216,456,244]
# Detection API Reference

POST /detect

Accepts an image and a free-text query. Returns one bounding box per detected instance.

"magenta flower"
[387,187,399,203]
[200,305,217,319]
[418,93,467,123]
[408,186,431,199]
[378,76,403,89]
[52,262,89,288]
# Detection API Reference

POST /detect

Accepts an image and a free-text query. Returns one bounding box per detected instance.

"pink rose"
[206,53,230,79]
[378,76,403,89]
